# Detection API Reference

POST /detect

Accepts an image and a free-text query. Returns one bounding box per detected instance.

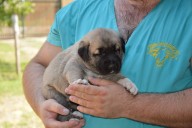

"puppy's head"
[78,28,125,75]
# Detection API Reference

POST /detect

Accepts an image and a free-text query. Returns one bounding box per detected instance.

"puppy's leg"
[63,65,86,120]
[67,78,89,120]
[64,63,85,84]
[117,78,138,95]
[65,64,90,85]
[67,78,90,120]
[45,73,83,121]
[42,85,76,121]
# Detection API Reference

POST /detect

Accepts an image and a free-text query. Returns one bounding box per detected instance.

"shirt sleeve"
[47,16,61,47]
[46,0,80,48]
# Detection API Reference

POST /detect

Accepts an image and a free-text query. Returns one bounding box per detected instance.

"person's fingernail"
[63,109,69,115]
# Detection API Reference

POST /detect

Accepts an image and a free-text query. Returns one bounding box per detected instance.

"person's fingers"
[66,84,106,96]
[69,96,97,108]
[78,119,86,127]
[69,119,85,128]
[77,106,99,116]
[45,99,69,115]
[40,99,85,128]
[45,119,81,128]
[66,88,94,101]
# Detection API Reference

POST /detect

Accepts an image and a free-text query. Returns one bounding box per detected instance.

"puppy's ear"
[78,40,90,62]
[119,35,125,53]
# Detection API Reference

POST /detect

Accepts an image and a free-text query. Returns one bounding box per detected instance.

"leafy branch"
[0,0,35,27]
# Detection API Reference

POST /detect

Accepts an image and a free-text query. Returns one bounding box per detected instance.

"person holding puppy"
[23,0,192,128]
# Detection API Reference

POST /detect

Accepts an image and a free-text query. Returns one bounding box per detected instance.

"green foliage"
[0,0,35,26]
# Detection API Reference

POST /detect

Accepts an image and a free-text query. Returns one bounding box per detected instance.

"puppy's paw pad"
[72,111,83,118]
[69,118,80,121]
[72,79,89,85]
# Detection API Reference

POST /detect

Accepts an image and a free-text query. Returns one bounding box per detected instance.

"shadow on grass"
[0,59,16,72]
[0,59,28,80]
[0,59,18,80]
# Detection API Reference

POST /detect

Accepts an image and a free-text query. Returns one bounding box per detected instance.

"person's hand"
[39,99,85,128]
[65,77,135,118]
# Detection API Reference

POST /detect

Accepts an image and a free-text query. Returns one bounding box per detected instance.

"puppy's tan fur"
[42,28,138,121]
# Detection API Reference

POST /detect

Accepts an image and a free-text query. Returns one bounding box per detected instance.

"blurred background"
[0,0,72,127]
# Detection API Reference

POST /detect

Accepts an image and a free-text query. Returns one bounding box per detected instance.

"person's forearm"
[125,88,192,127]
[22,60,46,116]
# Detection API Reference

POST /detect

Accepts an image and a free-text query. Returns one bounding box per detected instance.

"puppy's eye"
[93,48,106,56]
[93,53,100,56]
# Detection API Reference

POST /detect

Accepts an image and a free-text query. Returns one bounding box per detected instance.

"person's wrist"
[120,93,139,118]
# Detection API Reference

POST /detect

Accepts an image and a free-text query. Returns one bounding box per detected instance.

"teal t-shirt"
[47,0,192,127]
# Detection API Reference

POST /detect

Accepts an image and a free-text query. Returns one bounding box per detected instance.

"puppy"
[42,28,138,121]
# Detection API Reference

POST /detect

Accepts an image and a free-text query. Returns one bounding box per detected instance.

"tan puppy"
[42,28,138,121]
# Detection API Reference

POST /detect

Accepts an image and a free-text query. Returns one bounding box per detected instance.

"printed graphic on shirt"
[148,42,179,67]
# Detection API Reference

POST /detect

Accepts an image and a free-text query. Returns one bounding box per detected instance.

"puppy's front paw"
[57,111,83,121]
[69,111,84,121]
[72,111,83,119]
[72,79,89,85]
[118,78,138,95]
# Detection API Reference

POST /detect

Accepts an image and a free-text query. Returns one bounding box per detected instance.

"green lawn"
[0,37,45,128]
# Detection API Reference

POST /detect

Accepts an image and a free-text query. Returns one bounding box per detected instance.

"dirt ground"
[0,96,44,128]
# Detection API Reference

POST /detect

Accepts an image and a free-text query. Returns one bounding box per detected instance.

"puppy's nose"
[108,63,116,70]
[104,59,114,66]
[104,60,116,70]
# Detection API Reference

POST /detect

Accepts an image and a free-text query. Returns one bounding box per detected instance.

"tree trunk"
[12,14,21,76]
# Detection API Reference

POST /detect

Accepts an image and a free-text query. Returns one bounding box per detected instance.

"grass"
[0,37,45,128]
[0,79,22,96]
[0,41,22,96]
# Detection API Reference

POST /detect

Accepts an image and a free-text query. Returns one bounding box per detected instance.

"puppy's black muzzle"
[98,55,121,75]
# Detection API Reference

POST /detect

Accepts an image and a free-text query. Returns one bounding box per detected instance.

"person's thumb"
[44,99,69,116]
